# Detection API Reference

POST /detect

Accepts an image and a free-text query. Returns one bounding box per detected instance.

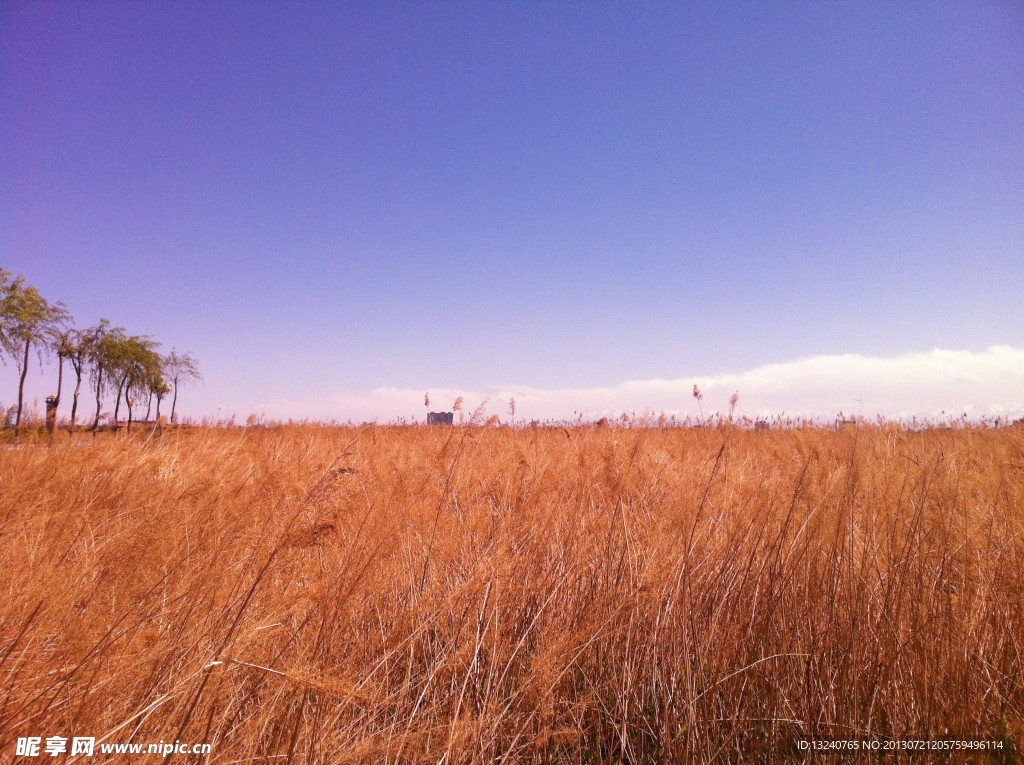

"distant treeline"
[0,268,201,439]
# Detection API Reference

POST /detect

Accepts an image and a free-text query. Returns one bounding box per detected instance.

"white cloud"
[254,346,1024,424]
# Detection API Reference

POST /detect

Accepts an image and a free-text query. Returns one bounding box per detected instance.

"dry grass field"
[1,423,1022,762]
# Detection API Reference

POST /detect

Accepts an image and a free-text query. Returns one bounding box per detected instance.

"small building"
[45,396,59,432]
[427,411,454,426]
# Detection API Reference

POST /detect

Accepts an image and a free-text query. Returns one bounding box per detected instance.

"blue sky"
[2,2,1022,422]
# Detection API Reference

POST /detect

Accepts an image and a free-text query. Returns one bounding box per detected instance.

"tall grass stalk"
[1,424,1021,762]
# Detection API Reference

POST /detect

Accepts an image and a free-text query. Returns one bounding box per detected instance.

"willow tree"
[114,335,162,432]
[87,319,126,432]
[52,330,74,420]
[163,350,201,424]
[0,272,71,439]
[62,329,91,431]
[102,332,157,430]
[151,377,171,422]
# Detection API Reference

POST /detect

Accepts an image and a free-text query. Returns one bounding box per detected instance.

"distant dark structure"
[754,420,770,431]
[427,411,454,426]
[45,396,59,433]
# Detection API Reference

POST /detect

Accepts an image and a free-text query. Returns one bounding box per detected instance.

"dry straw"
[1,422,1021,762]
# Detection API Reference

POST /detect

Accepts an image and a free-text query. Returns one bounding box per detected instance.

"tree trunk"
[92,365,105,432]
[56,355,64,413]
[71,371,82,431]
[156,395,162,421]
[171,382,179,424]
[14,338,30,441]
[126,393,133,434]
[113,375,126,428]
[145,392,153,422]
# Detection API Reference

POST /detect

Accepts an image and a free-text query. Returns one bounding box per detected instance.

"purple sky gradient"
[2,2,1022,422]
